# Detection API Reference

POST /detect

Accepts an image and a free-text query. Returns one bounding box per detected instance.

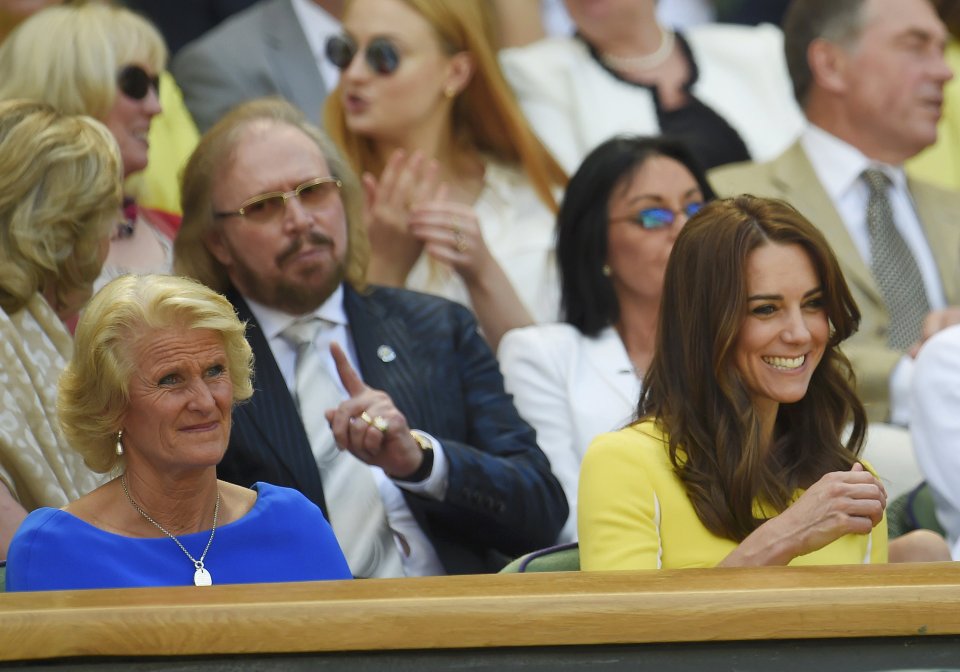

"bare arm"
[410,202,533,349]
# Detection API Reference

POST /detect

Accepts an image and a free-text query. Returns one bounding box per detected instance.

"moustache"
[276,231,335,266]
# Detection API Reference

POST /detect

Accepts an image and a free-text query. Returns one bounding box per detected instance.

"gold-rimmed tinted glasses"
[214,176,342,224]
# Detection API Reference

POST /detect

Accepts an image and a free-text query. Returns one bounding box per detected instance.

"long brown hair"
[323,0,567,212]
[639,195,867,541]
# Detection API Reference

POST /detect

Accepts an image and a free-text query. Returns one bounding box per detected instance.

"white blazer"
[498,324,641,542]
[500,23,804,173]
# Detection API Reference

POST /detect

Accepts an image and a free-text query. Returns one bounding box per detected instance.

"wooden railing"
[1,562,959,663]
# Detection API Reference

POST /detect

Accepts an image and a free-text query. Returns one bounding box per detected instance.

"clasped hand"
[323,342,424,479]
[775,462,887,558]
[363,149,494,284]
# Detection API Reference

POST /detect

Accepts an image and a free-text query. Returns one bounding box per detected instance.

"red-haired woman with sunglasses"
[324,0,567,348]
[0,3,194,295]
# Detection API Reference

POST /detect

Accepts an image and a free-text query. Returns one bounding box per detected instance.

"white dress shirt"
[245,285,447,576]
[801,124,947,426]
[290,0,342,94]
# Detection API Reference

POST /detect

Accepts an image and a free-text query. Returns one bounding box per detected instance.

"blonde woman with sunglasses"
[324,0,567,348]
[0,3,193,293]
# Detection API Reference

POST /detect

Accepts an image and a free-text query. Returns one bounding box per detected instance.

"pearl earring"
[115,430,124,456]
[602,264,612,277]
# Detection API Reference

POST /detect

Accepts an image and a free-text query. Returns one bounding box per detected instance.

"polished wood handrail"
[1,562,958,662]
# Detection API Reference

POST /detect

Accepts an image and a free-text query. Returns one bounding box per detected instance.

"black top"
[582,32,751,172]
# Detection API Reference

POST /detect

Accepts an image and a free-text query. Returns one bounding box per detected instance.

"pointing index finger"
[329,341,368,397]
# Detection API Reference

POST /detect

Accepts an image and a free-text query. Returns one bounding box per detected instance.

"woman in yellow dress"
[579,195,890,570]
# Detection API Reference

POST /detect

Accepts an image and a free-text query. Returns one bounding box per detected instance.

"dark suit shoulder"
[356,285,479,332]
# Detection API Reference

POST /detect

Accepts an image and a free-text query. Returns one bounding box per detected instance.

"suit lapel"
[771,142,883,307]
[228,288,325,500]
[581,327,637,408]
[343,286,433,429]
[262,0,327,125]
[908,178,960,305]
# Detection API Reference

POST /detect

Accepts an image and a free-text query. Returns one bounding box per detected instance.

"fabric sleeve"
[910,325,960,551]
[578,430,663,571]
[498,327,578,542]
[426,307,569,557]
[499,43,584,173]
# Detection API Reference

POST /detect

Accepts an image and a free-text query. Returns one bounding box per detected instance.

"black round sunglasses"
[325,34,400,75]
[117,65,160,100]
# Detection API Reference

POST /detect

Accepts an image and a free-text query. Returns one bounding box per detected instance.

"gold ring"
[373,415,390,433]
[360,410,374,426]
[454,231,467,253]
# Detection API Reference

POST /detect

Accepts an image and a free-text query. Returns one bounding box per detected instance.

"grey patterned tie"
[862,168,930,350]
[282,317,403,578]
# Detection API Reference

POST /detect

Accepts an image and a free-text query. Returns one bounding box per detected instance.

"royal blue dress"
[6,482,352,591]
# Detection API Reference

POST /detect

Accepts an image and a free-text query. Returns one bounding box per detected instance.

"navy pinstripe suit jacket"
[219,284,567,574]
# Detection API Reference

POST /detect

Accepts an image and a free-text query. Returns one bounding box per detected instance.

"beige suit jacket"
[710,141,960,421]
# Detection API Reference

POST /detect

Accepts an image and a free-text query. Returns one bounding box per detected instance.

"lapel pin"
[377,345,397,363]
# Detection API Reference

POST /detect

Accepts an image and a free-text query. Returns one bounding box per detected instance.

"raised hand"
[323,342,424,479]
[363,149,443,286]
[409,196,496,285]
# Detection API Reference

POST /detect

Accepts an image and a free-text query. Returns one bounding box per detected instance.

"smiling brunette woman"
[579,195,893,570]
[5,274,351,591]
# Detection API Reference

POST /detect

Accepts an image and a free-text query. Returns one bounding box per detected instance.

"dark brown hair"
[639,195,867,541]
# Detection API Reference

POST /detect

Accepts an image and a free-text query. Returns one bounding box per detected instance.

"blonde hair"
[0,99,122,315]
[324,0,567,212]
[58,274,255,474]
[175,97,369,293]
[0,3,167,119]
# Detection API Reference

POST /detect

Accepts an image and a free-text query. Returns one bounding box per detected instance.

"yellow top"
[905,39,960,191]
[578,420,888,571]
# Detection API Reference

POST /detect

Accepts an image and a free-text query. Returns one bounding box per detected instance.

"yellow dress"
[578,420,888,571]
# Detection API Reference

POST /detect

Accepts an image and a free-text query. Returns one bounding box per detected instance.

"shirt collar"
[801,123,908,199]
[245,283,347,342]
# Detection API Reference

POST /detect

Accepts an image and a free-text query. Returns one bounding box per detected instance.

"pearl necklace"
[600,25,676,73]
[120,474,220,587]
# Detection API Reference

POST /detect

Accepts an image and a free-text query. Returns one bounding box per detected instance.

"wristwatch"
[395,430,434,482]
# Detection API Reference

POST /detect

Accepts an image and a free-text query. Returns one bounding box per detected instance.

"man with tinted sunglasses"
[174,98,567,578]
[172,0,342,131]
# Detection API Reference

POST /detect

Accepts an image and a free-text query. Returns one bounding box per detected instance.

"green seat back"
[500,542,580,573]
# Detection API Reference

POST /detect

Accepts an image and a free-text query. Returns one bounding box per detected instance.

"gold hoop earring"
[115,429,124,456]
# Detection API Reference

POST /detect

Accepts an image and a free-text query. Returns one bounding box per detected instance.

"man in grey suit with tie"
[711,0,960,423]
[174,97,567,578]
[171,0,342,131]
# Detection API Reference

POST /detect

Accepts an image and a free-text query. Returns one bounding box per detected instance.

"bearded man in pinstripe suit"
[174,98,566,578]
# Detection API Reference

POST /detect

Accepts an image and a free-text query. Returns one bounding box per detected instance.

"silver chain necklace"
[120,474,220,587]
